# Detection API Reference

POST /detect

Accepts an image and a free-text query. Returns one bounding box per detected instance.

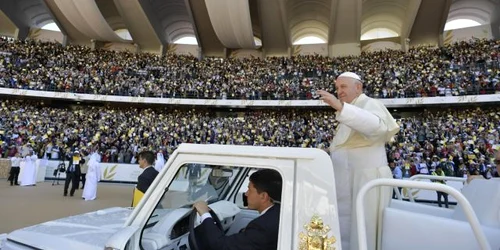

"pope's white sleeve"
[336,102,388,137]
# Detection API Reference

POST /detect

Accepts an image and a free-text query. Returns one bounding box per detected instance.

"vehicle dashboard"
[170,214,190,239]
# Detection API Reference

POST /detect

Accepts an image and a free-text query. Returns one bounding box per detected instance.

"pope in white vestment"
[318,72,399,250]
[154,151,166,172]
[82,152,101,201]
[19,153,38,186]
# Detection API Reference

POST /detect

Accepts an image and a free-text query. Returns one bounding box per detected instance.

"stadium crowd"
[0,38,499,100]
[0,99,498,178]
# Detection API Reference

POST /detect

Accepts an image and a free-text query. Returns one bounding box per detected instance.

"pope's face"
[335,77,362,103]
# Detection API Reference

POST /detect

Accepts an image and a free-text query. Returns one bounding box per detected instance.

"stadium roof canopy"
[0,0,498,56]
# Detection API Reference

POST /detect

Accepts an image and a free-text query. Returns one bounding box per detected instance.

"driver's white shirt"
[260,204,274,215]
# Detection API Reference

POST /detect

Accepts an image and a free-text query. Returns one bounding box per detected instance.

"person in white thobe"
[19,150,38,186]
[82,152,101,201]
[318,72,399,250]
[154,151,166,172]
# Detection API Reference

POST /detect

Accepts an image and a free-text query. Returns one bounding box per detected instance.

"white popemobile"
[1,143,499,250]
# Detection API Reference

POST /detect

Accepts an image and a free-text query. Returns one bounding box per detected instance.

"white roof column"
[113,0,163,52]
[204,0,255,49]
[50,0,124,42]
[328,0,362,57]
[258,0,291,56]
[409,0,452,46]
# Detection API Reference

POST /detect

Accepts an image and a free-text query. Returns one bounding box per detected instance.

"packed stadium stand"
[0,0,499,181]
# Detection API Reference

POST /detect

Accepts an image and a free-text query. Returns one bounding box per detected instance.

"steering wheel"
[188,209,223,250]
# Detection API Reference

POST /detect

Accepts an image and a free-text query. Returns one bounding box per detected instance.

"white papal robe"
[19,155,38,186]
[329,94,399,250]
[154,152,165,172]
[82,153,101,201]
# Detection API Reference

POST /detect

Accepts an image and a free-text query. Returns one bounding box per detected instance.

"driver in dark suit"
[136,151,159,193]
[193,169,282,250]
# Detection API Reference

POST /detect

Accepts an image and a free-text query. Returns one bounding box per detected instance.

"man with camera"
[63,149,86,197]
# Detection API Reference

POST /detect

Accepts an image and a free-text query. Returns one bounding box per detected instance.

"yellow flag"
[132,187,144,207]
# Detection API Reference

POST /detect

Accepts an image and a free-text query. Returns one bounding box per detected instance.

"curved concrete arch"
[172,33,197,43]
[36,18,55,28]
[21,3,41,13]
[448,0,495,24]
[21,4,51,26]
[152,0,195,43]
[362,24,400,38]
[362,15,402,35]
[291,20,330,36]
[31,14,53,27]
[293,27,328,41]
[362,4,406,20]
[289,11,330,29]
[293,31,328,44]
[288,0,330,44]
[448,8,491,24]
[162,18,195,43]
[105,16,127,31]
[362,0,407,13]
[291,20,329,43]
[17,0,53,28]
[1,0,67,39]
[166,20,196,42]
[448,13,489,25]
[289,0,331,14]
[362,1,406,35]
[288,0,330,28]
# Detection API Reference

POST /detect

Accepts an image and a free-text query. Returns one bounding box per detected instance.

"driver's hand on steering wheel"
[193,201,210,215]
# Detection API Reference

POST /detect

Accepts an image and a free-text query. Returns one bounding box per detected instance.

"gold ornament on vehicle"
[299,214,336,250]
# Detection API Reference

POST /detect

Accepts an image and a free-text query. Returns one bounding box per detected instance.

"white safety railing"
[356,178,491,250]
[392,186,403,200]
[409,174,467,182]
[407,174,466,202]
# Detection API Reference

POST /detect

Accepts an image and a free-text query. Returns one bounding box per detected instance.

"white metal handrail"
[356,178,491,250]
[409,174,466,182]
[392,186,403,200]
[407,174,466,202]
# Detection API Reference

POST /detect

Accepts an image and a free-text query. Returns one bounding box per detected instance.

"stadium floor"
[0,179,135,234]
